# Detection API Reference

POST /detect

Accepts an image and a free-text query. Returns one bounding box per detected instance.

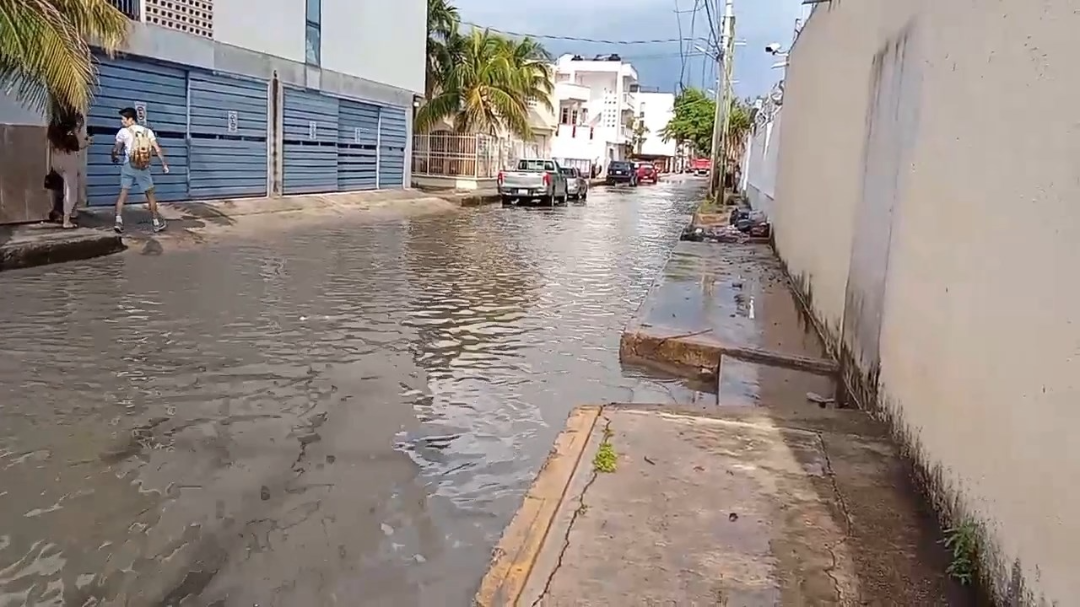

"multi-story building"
[0,0,425,223]
[633,90,677,171]
[549,54,639,175]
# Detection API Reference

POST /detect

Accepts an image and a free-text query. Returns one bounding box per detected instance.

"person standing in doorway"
[111,107,169,234]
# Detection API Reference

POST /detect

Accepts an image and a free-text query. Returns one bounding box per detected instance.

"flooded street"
[0,179,704,606]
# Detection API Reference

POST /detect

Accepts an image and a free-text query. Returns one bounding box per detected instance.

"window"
[571,110,579,124]
[560,107,570,124]
[305,0,321,65]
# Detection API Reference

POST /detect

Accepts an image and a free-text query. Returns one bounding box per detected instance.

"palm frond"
[0,0,128,114]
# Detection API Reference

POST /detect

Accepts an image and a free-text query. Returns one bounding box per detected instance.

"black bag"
[44,170,63,191]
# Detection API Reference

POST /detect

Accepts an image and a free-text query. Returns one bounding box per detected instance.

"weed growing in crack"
[593,426,617,473]
[943,521,979,585]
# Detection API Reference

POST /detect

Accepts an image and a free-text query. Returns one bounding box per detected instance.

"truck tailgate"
[501,172,546,189]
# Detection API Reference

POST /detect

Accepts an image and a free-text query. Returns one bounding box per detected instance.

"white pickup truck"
[497,159,569,206]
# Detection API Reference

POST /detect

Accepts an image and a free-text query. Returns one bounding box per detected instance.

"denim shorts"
[120,162,154,192]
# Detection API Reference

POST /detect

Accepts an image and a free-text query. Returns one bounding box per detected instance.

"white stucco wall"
[213,0,425,94]
[320,0,425,95]
[214,0,305,64]
[744,108,781,219]
[772,2,1080,604]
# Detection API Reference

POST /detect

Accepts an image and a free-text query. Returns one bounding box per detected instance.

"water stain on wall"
[840,20,923,410]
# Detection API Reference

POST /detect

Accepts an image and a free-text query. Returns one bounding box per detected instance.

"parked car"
[635,162,658,184]
[559,167,589,201]
[498,159,570,206]
[605,160,637,186]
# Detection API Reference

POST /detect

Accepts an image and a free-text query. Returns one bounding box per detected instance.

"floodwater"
[0,179,705,606]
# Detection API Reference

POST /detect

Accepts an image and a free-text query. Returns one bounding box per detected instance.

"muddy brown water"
[0,181,707,606]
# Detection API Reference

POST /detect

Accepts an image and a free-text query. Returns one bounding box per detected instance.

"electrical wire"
[674,0,687,86]
[461,21,701,45]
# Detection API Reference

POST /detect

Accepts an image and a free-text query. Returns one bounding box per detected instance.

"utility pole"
[708,0,735,198]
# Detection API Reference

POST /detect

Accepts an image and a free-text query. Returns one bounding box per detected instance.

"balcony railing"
[108,0,141,20]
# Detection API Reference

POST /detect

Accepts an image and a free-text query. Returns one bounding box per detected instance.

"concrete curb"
[475,405,601,607]
[451,192,501,207]
[619,327,840,379]
[0,231,125,272]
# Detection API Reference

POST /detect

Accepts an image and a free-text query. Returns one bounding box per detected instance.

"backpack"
[128,126,153,170]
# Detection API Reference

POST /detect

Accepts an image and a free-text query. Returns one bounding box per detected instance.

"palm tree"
[417,28,551,138]
[499,36,553,115]
[425,0,458,98]
[0,0,129,114]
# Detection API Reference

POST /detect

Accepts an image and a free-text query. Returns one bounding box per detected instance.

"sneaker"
[152,218,167,233]
[114,219,123,234]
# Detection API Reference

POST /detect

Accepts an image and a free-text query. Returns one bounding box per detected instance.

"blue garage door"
[283,88,339,195]
[336,99,380,191]
[188,71,268,199]
[86,56,189,205]
[378,106,408,189]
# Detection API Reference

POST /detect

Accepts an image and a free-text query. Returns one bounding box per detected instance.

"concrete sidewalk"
[477,237,975,605]
[0,188,498,272]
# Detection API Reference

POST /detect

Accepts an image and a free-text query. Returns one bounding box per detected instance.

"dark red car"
[634,162,658,184]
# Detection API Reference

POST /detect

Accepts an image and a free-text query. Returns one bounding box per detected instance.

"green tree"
[417,25,552,138]
[660,87,715,155]
[0,0,129,114]
[425,0,458,98]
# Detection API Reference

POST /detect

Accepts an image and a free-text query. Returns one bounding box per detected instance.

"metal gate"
[85,56,189,205]
[187,71,268,199]
[336,99,380,191]
[283,88,339,195]
[378,106,408,189]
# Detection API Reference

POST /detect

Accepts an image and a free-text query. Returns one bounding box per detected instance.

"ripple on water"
[0,181,705,605]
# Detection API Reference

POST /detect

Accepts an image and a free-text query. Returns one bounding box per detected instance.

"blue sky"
[452,0,808,98]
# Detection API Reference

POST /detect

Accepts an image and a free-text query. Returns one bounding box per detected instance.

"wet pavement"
[0,179,705,606]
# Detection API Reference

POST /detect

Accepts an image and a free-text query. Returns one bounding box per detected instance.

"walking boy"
[111,107,169,233]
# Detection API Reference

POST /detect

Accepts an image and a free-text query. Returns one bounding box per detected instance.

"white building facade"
[633,91,677,170]
[549,54,639,175]
[0,0,425,222]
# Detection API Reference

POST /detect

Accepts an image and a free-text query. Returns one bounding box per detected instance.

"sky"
[452,0,809,98]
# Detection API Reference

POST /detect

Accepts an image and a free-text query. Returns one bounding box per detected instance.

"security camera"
[765,43,783,55]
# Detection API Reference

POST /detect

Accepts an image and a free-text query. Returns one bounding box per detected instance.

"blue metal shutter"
[378,106,408,189]
[283,88,339,195]
[336,99,380,191]
[188,71,268,199]
[86,55,189,205]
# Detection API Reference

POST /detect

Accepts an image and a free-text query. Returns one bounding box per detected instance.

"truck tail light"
[543,172,551,186]
[497,171,504,184]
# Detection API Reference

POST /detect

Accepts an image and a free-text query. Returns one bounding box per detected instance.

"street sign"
[133,101,147,125]
[309,120,318,141]
[227,111,239,133]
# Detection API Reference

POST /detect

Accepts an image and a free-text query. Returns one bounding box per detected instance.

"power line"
[461,21,704,45]
[674,0,687,84]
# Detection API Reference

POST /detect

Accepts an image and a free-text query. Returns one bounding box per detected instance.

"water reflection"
[0,180,704,605]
